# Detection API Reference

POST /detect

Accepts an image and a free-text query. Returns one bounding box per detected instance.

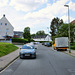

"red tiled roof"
[71,20,75,24]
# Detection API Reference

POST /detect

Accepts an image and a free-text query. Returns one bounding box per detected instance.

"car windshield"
[22,45,34,49]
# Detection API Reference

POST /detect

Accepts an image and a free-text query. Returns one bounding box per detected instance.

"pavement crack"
[48,60,58,75]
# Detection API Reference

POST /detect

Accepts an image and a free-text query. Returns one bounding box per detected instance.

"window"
[1,23,2,25]
[5,23,7,25]
[6,29,9,32]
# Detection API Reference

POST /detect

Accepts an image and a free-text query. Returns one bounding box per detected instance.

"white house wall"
[33,35,52,41]
[45,35,52,41]
[33,38,45,41]
[0,15,14,37]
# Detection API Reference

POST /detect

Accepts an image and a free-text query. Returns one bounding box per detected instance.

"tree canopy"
[36,30,46,35]
[23,27,31,41]
[57,23,75,42]
[50,17,63,41]
[50,17,75,42]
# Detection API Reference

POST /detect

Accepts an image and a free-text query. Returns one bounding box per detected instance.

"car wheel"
[34,54,36,59]
[34,55,36,59]
[20,55,23,59]
[65,49,67,51]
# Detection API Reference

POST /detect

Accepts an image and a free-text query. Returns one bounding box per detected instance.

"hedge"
[12,38,28,43]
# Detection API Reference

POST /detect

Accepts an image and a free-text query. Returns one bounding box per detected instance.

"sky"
[0,0,75,34]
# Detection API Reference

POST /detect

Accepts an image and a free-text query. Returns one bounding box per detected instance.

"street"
[0,43,75,75]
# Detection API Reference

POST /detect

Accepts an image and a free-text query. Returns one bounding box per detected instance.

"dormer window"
[5,23,7,25]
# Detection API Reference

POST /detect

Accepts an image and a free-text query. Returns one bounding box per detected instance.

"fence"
[0,39,12,43]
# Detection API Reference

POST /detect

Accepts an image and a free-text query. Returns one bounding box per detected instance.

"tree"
[36,30,46,35]
[57,23,75,42]
[50,17,63,41]
[31,34,36,37]
[23,27,31,41]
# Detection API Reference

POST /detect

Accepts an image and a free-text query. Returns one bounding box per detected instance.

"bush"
[12,38,28,43]
[71,42,75,50]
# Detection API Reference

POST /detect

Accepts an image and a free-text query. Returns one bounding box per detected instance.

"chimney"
[3,14,5,17]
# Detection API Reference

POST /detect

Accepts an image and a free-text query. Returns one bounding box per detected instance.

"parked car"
[33,42,38,49]
[44,42,48,46]
[20,44,36,59]
[46,42,52,47]
[42,43,44,45]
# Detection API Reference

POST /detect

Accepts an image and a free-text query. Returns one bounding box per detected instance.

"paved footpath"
[0,49,20,71]
[0,45,22,71]
[64,49,75,57]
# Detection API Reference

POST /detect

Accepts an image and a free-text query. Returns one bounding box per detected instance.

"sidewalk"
[0,48,20,72]
[64,49,75,57]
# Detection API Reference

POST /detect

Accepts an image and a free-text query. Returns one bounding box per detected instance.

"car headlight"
[32,51,36,54]
[20,51,24,54]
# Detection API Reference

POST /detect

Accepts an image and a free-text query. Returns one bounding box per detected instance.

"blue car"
[20,45,36,59]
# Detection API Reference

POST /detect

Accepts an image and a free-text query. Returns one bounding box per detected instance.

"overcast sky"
[0,0,75,34]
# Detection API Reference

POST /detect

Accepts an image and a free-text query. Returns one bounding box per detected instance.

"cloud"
[0,0,74,34]
[69,1,75,11]
[61,15,74,23]
[9,0,48,12]
[24,0,70,23]
[0,0,8,7]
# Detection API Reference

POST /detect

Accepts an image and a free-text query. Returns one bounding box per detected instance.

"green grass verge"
[71,42,75,50]
[0,42,19,57]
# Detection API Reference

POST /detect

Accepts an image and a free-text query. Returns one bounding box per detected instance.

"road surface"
[0,43,75,75]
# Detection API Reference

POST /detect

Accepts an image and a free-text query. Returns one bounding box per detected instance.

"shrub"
[71,42,75,50]
[12,38,28,43]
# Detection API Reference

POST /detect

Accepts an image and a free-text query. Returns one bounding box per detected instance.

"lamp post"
[64,5,71,53]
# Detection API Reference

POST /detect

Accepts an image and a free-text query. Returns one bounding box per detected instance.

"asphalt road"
[0,43,75,75]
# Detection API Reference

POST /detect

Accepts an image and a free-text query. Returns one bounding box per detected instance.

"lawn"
[71,42,75,50]
[0,42,19,57]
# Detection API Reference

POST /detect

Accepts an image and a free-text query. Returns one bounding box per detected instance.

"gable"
[0,15,14,29]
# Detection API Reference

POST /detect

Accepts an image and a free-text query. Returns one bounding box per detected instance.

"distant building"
[71,20,75,42]
[31,35,52,41]
[0,14,14,39]
[13,31,23,38]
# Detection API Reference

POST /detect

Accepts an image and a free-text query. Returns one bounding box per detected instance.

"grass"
[0,42,19,57]
[71,42,75,50]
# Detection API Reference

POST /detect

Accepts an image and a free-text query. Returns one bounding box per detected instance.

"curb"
[0,56,19,72]
[63,50,75,57]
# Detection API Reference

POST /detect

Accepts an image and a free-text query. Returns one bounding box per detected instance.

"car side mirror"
[20,48,21,50]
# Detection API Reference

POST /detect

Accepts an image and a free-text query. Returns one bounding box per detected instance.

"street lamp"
[64,5,71,53]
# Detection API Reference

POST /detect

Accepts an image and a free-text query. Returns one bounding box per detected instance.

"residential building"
[0,14,14,39]
[31,35,52,41]
[14,31,23,38]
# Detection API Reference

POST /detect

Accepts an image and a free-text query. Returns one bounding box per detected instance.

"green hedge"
[71,42,75,50]
[12,38,28,43]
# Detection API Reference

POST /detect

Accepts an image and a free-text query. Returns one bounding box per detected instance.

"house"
[13,31,23,38]
[71,20,75,42]
[0,14,14,39]
[31,35,52,41]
